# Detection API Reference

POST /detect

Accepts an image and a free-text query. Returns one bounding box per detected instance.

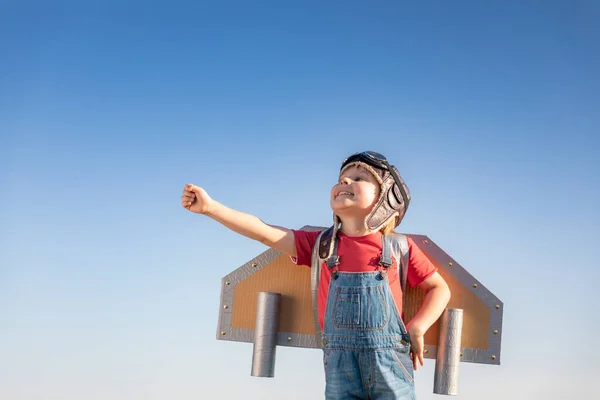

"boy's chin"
[331,207,369,221]
[330,203,351,214]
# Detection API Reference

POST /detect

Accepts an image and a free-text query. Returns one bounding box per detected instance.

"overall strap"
[386,233,410,295]
[380,233,393,279]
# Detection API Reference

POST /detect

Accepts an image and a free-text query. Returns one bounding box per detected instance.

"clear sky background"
[1,1,599,399]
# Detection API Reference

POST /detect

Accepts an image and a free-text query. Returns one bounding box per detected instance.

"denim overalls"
[321,234,416,400]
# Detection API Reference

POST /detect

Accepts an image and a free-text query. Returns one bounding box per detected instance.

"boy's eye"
[343,176,363,182]
[338,175,367,183]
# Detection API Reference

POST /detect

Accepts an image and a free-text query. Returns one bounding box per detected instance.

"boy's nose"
[340,177,351,185]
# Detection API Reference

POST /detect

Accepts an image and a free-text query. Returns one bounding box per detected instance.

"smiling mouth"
[336,191,354,199]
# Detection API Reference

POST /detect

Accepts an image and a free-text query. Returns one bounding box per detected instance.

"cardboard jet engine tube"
[250,292,281,377]
[434,308,464,396]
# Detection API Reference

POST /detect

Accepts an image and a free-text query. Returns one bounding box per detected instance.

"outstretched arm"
[181,184,297,257]
[406,272,451,370]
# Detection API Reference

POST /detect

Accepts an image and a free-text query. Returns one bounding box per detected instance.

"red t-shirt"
[291,229,437,331]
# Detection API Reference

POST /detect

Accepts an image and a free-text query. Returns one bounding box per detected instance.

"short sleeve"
[290,229,321,267]
[406,237,438,288]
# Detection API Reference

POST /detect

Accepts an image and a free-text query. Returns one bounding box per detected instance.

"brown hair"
[379,215,399,235]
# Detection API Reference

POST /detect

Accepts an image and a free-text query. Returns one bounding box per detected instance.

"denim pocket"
[333,286,389,330]
[391,346,414,383]
[333,292,360,325]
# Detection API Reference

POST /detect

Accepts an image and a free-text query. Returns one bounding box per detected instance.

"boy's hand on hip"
[406,323,425,371]
[181,184,212,214]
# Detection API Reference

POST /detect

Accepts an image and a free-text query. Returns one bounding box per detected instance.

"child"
[181,151,451,400]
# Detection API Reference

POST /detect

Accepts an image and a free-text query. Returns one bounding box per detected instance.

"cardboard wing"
[216,226,503,366]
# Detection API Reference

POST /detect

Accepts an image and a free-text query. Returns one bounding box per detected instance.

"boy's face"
[330,164,381,219]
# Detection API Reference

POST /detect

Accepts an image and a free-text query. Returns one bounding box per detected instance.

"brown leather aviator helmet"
[337,151,411,232]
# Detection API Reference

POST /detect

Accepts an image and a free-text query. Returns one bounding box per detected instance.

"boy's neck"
[339,219,375,237]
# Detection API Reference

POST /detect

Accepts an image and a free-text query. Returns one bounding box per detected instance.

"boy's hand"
[181,184,213,215]
[406,322,425,371]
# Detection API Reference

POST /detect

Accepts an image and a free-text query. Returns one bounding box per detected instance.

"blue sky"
[1,1,598,399]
